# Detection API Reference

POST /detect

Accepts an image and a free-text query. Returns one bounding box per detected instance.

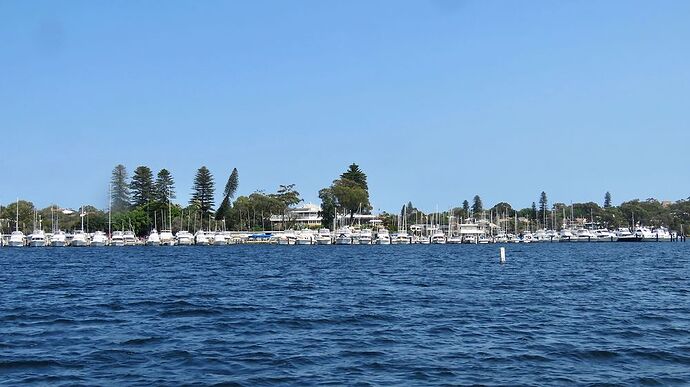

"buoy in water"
[499,247,506,264]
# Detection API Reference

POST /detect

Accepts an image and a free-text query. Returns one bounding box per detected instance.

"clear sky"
[1,0,689,213]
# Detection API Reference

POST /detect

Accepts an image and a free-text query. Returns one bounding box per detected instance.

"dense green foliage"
[320,163,372,224]
[318,188,337,228]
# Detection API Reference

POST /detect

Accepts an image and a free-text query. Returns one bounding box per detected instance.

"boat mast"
[15,198,19,232]
[108,183,112,237]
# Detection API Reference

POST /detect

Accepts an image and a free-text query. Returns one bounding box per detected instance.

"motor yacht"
[358,228,373,245]
[146,229,161,246]
[71,230,89,247]
[316,228,332,245]
[111,231,125,246]
[194,230,210,245]
[212,232,227,246]
[176,230,194,246]
[159,229,175,246]
[123,230,137,246]
[91,231,108,247]
[29,230,46,247]
[8,230,25,247]
[375,228,390,244]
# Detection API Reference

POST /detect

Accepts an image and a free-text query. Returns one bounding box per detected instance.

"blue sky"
[1,1,689,212]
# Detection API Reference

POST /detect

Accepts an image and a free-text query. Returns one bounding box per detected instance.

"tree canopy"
[340,163,368,190]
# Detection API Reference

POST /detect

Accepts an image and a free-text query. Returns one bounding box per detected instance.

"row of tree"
[108,164,307,234]
[3,162,689,235]
[383,191,690,234]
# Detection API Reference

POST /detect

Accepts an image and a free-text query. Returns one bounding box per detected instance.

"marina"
[1,224,684,247]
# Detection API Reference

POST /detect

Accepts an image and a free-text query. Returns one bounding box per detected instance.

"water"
[1,244,689,385]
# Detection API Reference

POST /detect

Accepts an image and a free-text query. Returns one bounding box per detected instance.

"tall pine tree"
[471,195,483,215]
[130,166,154,207]
[110,164,130,212]
[216,168,239,220]
[539,191,548,223]
[604,191,612,208]
[340,163,368,190]
[192,166,215,217]
[155,169,176,203]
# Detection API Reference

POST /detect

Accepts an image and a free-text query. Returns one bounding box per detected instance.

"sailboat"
[146,213,161,246]
[8,199,25,247]
[159,198,175,246]
[49,206,67,247]
[71,206,90,247]
[28,210,46,247]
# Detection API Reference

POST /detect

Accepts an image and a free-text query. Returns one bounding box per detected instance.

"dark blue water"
[1,244,689,385]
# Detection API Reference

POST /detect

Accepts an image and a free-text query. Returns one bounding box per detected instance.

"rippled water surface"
[1,244,689,385]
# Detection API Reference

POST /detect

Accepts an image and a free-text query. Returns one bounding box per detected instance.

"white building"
[270,203,378,228]
[270,203,322,227]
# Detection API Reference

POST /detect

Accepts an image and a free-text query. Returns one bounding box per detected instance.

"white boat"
[494,233,508,243]
[29,230,46,247]
[71,230,89,247]
[521,231,533,243]
[478,235,491,244]
[446,235,463,244]
[334,233,352,245]
[358,229,373,245]
[316,228,332,245]
[8,230,25,247]
[176,230,194,246]
[194,230,210,245]
[559,228,576,242]
[111,231,125,246]
[627,226,672,242]
[8,200,25,247]
[392,232,411,244]
[296,231,315,245]
[123,230,137,246]
[545,229,560,242]
[212,232,227,246]
[277,230,297,245]
[594,229,616,242]
[159,229,175,246]
[71,206,90,246]
[615,227,637,242]
[91,231,108,247]
[462,235,477,244]
[649,226,673,241]
[146,229,161,246]
[574,228,597,242]
[50,231,67,247]
[430,230,446,244]
[375,228,390,244]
